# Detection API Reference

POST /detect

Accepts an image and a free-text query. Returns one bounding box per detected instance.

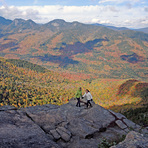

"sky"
[0,0,148,28]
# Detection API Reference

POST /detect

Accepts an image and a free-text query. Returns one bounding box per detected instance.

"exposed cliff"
[0,99,147,148]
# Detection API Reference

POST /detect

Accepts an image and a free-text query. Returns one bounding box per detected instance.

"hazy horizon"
[0,0,148,29]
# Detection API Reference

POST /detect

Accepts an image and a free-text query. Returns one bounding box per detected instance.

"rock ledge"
[0,98,147,148]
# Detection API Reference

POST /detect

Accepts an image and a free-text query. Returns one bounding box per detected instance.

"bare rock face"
[0,106,60,148]
[0,98,147,148]
[111,131,148,148]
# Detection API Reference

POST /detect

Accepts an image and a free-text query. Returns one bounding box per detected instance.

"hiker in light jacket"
[83,89,92,108]
[75,87,82,107]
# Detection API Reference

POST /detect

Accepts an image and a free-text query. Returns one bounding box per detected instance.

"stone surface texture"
[0,98,147,148]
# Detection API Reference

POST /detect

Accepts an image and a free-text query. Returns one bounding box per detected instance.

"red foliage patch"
[117,79,139,96]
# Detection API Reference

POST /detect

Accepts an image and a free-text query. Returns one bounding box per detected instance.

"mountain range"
[1,16,148,33]
[0,16,148,81]
[92,23,148,33]
[0,16,148,148]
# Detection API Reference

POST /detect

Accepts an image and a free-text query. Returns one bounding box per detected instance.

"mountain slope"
[1,57,148,126]
[0,17,148,81]
[4,18,40,32]
[0,57,93,108]
[0,16,12,30]
[92,23,129,31]
[0,16,12,25]
[0,57,71,107]
[1,57,147,108]
[134,27,148,34]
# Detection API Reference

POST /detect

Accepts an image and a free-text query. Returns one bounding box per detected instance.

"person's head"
[86,89,90,93]
[79,87,81,91]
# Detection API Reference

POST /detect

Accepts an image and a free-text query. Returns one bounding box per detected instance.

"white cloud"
[0,5,40,21]
[98,0,140,4]
[108,6,119,12]
[0,4,147,28]
[99,0,121,4]
[145,7,148,12]
[0,0,7,7]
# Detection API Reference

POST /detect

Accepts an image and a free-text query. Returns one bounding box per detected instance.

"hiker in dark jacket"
[75,87,82,107]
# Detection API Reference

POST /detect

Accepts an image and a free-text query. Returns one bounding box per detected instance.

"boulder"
[56,127,71,142]
[109,109,126,120]
[50,129,61,140]
[0,109,60,148]
[68,118,99,138]
[115,120,127,130]
[123,118,142,131]
[111,131,148,148]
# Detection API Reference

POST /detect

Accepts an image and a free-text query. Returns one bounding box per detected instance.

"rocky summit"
[0,98,147,148]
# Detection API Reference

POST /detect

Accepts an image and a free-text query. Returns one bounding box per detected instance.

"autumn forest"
[0,16,148,126]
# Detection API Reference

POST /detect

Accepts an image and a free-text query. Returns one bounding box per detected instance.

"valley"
[0,16,148,126]
[0,17,147,81]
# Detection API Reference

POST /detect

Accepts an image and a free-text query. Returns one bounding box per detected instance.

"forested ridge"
[0,17,148,81]
[0,57,71,107]
[0,57,148,126]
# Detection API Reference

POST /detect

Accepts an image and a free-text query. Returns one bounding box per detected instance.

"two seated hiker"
[75,87,93,108]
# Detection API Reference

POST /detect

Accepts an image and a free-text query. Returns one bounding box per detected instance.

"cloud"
[108,6,119,12]
[0,0,5,4]
[125,3,132,9]
[0,4,147,28]
[98,0,140,4]
[0,5,40,21]
[0,0,7,6]
[99,0,120,3]
[145,7,148,12]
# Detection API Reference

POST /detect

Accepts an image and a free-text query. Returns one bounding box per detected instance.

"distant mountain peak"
[0,16,12,25]
[13,18,36,25]
[46,19,67,26]
[4,18,39,32]
[44,19,70,31]
[134,27,148,34]
[13,18,25,26]
[26,19,36,23]
[71,21,83,26]
[50,19,66,23]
